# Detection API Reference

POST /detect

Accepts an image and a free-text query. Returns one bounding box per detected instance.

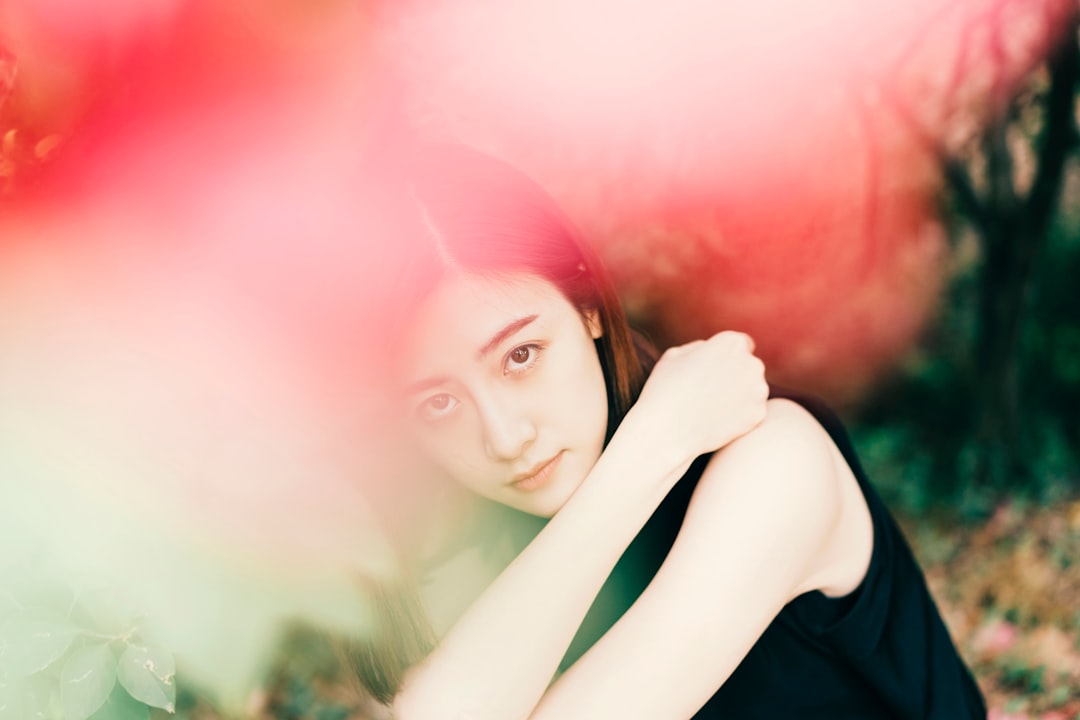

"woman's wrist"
[584,406,697,513]
[616,404,697,475]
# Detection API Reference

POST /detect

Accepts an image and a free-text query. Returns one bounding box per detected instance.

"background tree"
[860,10,1080,505]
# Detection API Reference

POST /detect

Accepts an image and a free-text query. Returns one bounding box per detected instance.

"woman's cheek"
[415,426,469,477]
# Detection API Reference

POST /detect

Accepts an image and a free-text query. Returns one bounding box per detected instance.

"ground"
[899,498,1080,719]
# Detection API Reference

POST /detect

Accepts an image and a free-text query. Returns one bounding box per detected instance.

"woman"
[353,143,987,719]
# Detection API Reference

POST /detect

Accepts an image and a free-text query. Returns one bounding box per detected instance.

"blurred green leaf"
[87,683,149,720]
[314,705,351,720]
[0,594,17,625]
[75,590,141,640]
[116,645,174,712]
[60,643,117,720]
[0,676,18,720]
[0,673,58,720]
[0,615,79,679]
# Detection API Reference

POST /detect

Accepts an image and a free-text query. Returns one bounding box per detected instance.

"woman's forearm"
[392,414,690,720]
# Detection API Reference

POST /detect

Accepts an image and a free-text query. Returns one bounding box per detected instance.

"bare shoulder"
[683,396,843,537]
[702,397,839,487]
[672,397,868,598]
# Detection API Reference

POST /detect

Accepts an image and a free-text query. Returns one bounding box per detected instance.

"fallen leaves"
[901,498,1080,716]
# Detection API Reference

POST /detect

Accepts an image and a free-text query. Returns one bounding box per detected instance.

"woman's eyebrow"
[406,375,450,395]
[406,315,540,395]
[476,314,539,360]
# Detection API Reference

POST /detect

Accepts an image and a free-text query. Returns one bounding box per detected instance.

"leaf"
[0,674,57,720]
[60,644,117,720]
[0,595,17,625]
[116,644,174,713]
[0,615,78,678]
[87,683,149,720]
[0,676,18,720]
[75,590,141,639]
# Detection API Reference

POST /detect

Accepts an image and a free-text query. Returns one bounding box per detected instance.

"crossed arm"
[392,398,872,720]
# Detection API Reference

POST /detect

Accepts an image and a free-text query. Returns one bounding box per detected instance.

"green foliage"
[852,39,1080,508]
[1000,660,1047,695]
[855,205,1080,510]
[117,645,175,713]
[88,685,149,720]
[60,644,117,719]
[0,572,176,720]
[262,627,367,720]
[0,616,79,679]
[0,673,54,720]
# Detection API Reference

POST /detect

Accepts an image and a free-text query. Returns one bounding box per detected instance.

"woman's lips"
[511,451,564,492]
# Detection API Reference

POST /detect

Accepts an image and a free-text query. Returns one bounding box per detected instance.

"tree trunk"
[972,19,1078,489]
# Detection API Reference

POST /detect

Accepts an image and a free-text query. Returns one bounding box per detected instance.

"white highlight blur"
[0,211,397,706]
[0,2,411,708]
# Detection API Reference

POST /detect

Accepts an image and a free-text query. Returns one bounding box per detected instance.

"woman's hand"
[622,331,769,476]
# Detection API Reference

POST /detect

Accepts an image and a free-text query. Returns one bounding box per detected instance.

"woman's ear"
[584,309,603,339]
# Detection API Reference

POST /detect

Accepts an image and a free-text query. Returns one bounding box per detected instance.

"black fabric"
[552,389,987,718]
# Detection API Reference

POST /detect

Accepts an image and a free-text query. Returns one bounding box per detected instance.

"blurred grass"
[899,500,1080,718]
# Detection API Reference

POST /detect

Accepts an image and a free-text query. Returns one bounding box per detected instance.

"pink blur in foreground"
[0,0,1071,706]
[377,0,1072,402]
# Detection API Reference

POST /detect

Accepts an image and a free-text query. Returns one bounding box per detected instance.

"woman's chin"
[503,469,586,518]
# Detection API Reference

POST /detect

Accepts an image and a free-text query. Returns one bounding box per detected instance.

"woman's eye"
[417,393,459,421]
[505,344,541,373]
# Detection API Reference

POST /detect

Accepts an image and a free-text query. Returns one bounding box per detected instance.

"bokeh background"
[0,0,1078,718]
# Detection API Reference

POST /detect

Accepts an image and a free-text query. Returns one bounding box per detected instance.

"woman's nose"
[479,394,537,462]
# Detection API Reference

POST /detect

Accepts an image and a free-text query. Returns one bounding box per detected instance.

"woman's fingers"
[671,331,756,356]
[709,330,756,355]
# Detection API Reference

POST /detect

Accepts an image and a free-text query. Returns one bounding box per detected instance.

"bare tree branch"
[1024,17,1079,235]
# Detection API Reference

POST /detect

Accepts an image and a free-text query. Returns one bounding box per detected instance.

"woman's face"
[400,272,609,517]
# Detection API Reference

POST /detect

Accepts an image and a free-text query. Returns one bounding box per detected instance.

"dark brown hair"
[348,142,653,704]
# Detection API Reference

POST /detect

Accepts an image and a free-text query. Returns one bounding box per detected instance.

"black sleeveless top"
[540,390,988,718]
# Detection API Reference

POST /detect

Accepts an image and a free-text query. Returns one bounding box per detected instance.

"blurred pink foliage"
[972,617,1021,658]
[0,0,407,606]
[2,0,1075,405]
[0,0,1075,575]
[375,0,1076,403]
